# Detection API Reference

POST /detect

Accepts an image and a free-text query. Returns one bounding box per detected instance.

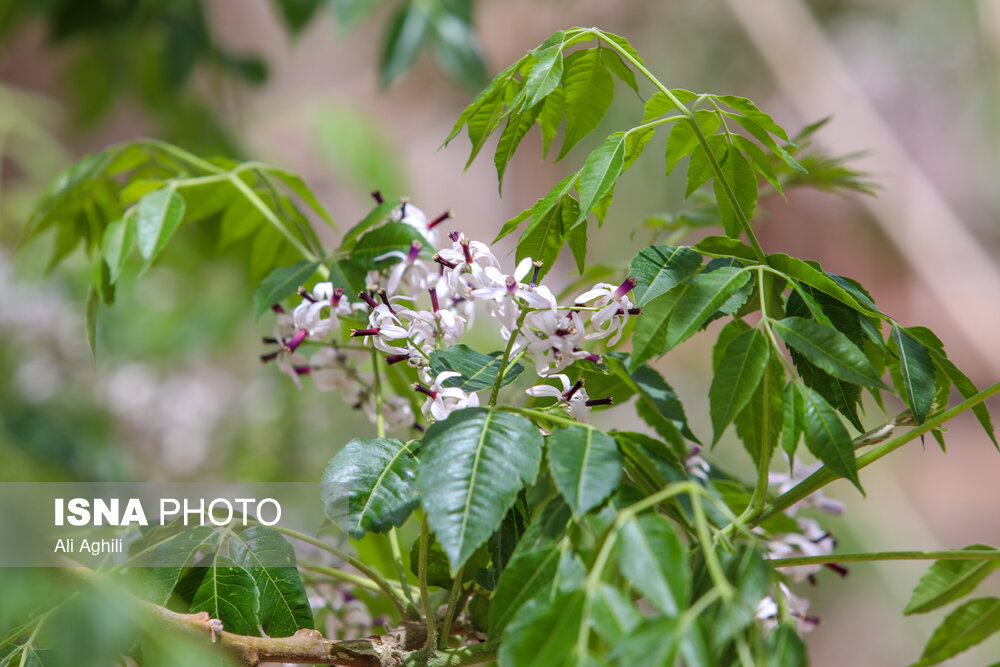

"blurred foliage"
[0,0,485,155]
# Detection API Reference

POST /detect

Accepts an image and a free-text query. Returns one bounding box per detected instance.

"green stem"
[748,271,776,515]
[299,562,389,595]
[438,566,465,649]
[267,524,413,620]
[403,639,499,666]
[490,309,528,406]
[135,138,225,175]
[228,174,330,280]
[389,527,418,609]
[690,491,734,601]
[502,405,599,429]
[419,515,438,652]
[372,348,386,438]
[750,380,1000,528]
[14,604,62,667]
[769,550,1000,568]
[595,30,767,263]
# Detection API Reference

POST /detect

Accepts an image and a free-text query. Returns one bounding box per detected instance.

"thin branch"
[769,550,1000,568]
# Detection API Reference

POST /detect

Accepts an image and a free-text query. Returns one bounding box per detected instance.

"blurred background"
[1,0,999,664]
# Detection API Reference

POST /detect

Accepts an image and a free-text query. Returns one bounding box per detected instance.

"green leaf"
[574,132,626,228]
[558,48,615,159]
[687,136,728,198]
[135,187,186,271]
[910,598,1000,667]
[889,325,936,424]
[764,624,809,667]
[600,47,638,92]
[347,221,426,270]
[429,344,524,392]
[629,244,703,307]
[780,381,804,462]
[710,328,770,445]
[326,257,367,298]
[444,58,521,148]
[495,102,543,191]
[725,111,804,173]
[591,584,643,645]
[736,135,783,195]
[379,2,431,88]
[735,354,785,465]
[228,526,314,637]
[610,617,681,666]
[188,558,261,636]
[798,384,862,492]
[490,501,529,583]
[664,266,752,352]
[692,236,759,263]
[19,150,111,249]
[768,254,878,316]
[625,360,700,445]
[499,590,586,667]
[516,199,566,273]
[340,200,396,252]
[489,501,570,634]
[563,198,588,272]
[547,426,622,517]
[520,44,565,111]
[667,110,721,176]
[538,86,565,158]
[431,11,487,91]
[274,0,321,33]
[713,95,791,141]
[409,535,487,589]
[629,285,686,369]
[85,288,99,357]
[617,513,689,616]
[929,351,997,448]
[905,546,1000,615]
[623,126,656,174]
[417,408,543,572]
[266,167,336,228]
[101,213,135,284]
[127,523,220,605]
[773,317,888,389]
[642,92,680,123]
[252,260,321,321]
[219,196,265,248]
[490,547,560,634]
[713,148,758,238]
[322,437,420,539]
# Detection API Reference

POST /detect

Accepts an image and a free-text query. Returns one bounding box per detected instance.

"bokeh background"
[1,1,999,664]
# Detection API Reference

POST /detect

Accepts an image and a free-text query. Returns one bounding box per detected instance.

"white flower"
[685,445,711,481]
[274,351,309,390]
[471,258,558,338]
[575,277,639,346]
[436,232,501,300]
[383,395,415,429]
[374,240,434,295]
[525,373,597,422]
[309,347,362,398]
[393,200,442,247]
[522,309,589,376]
[756,583,818,634]
[415,371,480,422]
[765,517,839,583]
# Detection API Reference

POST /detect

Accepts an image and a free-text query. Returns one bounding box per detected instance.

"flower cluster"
[262,200,635,427]
[754,459,848,633]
